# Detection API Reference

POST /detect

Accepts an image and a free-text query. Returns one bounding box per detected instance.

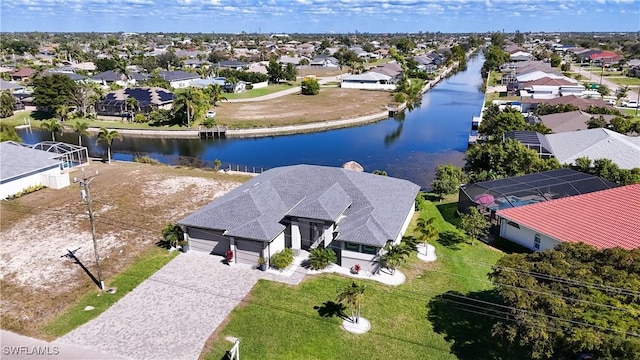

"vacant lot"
[215,87,393,128]
[0,161,249,338]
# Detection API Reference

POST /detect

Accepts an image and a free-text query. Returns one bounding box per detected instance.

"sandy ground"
[0,161,249,336]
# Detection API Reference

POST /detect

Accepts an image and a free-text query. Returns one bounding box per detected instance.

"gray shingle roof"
[0,142,60,182]
[179,165,420,246]
[545,128,640,170]
[158,70,200,82]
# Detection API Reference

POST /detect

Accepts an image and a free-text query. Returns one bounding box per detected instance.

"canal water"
[19,54,485,188]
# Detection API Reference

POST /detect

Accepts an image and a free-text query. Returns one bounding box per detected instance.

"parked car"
[622,101,639,108]
[205,110,217,118]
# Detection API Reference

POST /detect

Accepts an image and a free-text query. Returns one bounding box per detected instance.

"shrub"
[308,247,336,270]
[161,223,184,248]
[201,117,216,129]
[7,184,45,199]
[301,78,320,95]
[271,248,294,269]
[133,155,161,165]
[134,113,148,123]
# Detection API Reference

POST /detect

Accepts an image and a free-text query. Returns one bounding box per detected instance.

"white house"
[497,184,639,251]
[0,142,70,199]
[178,165,419,272]
[341,72,396,91]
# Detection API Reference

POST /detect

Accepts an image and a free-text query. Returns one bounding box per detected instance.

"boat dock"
[199,125,227,139]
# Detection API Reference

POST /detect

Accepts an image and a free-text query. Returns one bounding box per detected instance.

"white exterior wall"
[323,224,335,247]
[340,82,396,91]
[170,79,197,88]
[0,167,66,199]
[291,221,301,250]
[499,218,560,251]
[268,232,286,258]
[394,202,415,244]
[340,249,379,273]
[252,81,268,89]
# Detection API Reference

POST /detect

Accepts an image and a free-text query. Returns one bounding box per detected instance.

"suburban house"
[215,60,250,70]
[544,128,640,170]
[509,50,534,62]
[158,70,200,88]
[535,110,617,133]
[0,142,73,199]
[10,68,35,82]
[309,55,339,68]
[96,87,174,116]
[458,168,616,219]
[178,164,420,272]
[341,72,396,90]
[496,184,640,251]
[92,70,148,87]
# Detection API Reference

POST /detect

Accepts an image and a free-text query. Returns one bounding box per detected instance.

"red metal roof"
[497,184,640,250]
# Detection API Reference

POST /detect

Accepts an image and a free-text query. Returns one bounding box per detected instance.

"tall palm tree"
[205,84,227,107]
[72,120,91,147]
[40,119,62,141]
[336,281,366,324]
[96,127,122,164]
[126,97,139,119]
[173,88,205,127]
[114,59,131,87]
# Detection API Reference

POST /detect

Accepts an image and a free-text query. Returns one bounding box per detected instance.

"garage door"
[235,239,263,265]
[187,228,230,255]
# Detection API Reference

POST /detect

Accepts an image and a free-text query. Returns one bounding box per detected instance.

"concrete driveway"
[60,252,307,360]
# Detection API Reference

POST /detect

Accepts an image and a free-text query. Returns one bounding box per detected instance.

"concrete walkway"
[60,252,308,360]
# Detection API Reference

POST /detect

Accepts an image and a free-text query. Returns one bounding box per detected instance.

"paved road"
[60,252,307,360]
[570,64,640,103]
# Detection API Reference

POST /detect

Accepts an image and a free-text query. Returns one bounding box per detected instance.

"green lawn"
[606,77,640,88]
[203,201,512,360]
[484,92,520,106]
[223,83,299,100]
[43,247,178,337]
[487,71,502,87]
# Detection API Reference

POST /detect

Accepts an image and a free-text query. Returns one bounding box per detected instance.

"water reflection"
[19,54,485,188]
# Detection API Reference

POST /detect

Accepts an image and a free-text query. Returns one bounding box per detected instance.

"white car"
[205,110,217,118]
[622,101,639,108]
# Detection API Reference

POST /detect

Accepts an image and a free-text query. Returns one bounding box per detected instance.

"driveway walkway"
[60,252,308,360]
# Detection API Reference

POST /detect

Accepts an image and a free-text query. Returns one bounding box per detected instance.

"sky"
[1,0,639,34]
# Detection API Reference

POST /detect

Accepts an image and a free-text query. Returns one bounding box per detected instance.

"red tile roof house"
[496,184,640,252]
[588,51,622,65]
[11,68,35,82]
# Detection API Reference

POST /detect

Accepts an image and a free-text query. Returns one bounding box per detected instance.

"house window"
[344,242,360,252]
[362,245,377,255]
[534,234,541,250]
[507,221,520,229]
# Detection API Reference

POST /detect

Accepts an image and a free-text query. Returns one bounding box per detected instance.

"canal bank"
[20,53,486,188]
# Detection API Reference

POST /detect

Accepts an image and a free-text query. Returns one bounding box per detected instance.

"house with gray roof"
[0,142,70,199]
[158,70,200,88]
[178,164,420,271]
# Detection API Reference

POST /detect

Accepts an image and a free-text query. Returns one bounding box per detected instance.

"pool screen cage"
[458,169,618,215]
[12,141,89,169]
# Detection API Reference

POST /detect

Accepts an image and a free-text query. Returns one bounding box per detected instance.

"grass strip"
[43,247,178,337]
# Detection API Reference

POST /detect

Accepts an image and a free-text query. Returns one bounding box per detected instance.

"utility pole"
[75,168,105,291]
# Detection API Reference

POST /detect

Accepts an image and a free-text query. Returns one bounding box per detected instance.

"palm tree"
[40,119,62,141]
[125,97,139,120]
[205,84,227,107]
[114,59,131,87]
[55,104,70,122]
[379,243,411,274]
[415,216,438,249]
[72,120,91,147]
[336,281,366,324]
[96,127,122,164]
[173,88,206,127]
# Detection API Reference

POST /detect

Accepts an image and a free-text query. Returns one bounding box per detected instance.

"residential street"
[570,64,640,103]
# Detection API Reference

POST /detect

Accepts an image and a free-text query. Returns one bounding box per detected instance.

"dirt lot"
[215,87,394,128]
[0,161,249,337]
